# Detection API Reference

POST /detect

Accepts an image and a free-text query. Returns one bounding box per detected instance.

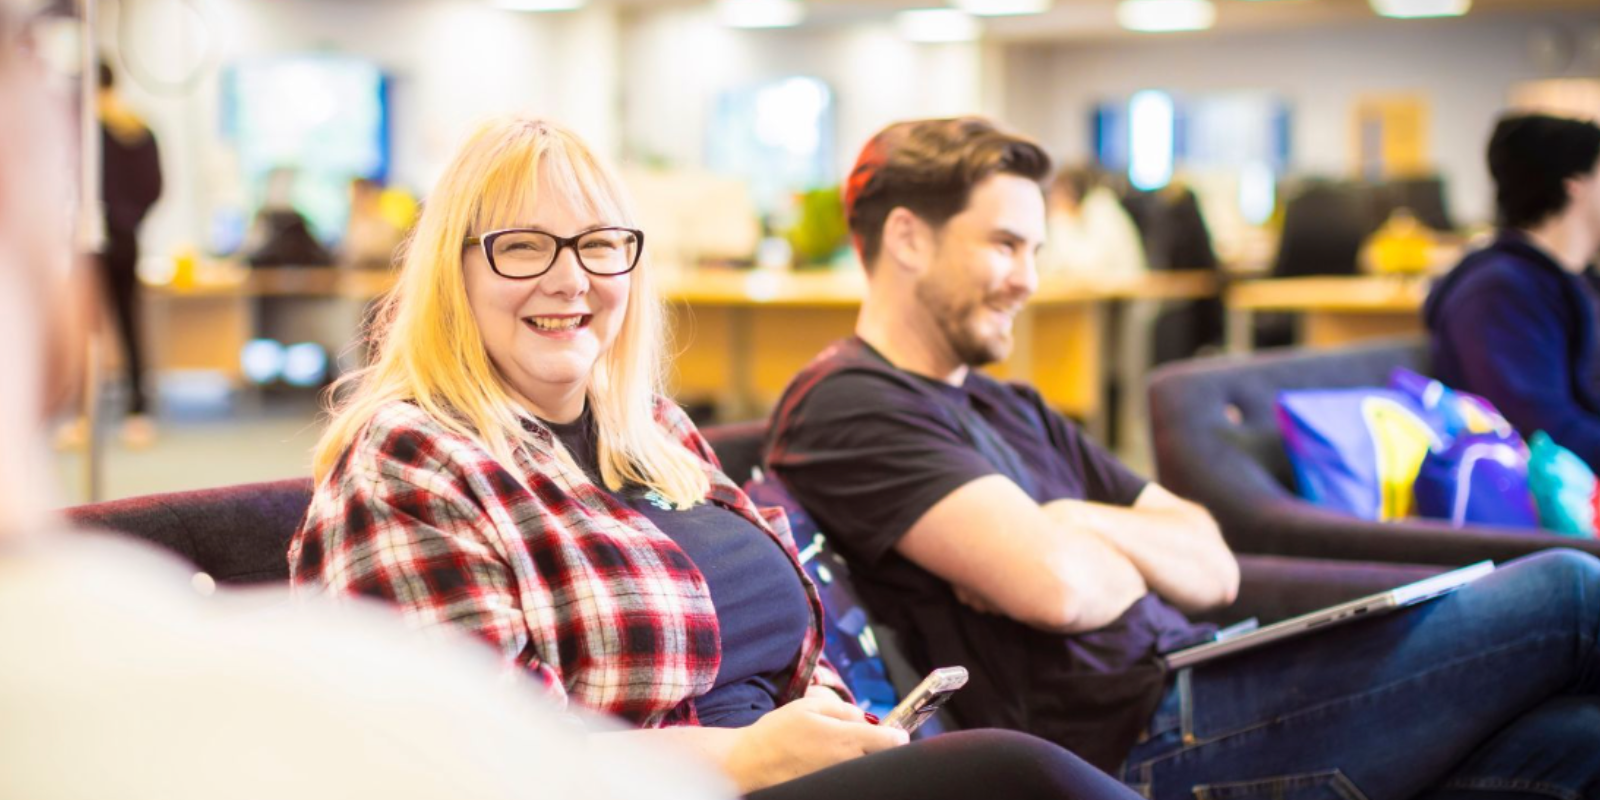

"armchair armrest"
[1224,499,1600,566]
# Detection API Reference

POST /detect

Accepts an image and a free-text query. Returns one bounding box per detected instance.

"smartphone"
[879,666,968,733]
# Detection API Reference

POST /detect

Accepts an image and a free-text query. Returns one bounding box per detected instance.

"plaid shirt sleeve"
[656,400,855,705]
[290,414,568,706]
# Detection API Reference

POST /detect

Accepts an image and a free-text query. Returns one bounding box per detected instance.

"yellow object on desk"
[171,247,199,289]
[1366,210,1435,275]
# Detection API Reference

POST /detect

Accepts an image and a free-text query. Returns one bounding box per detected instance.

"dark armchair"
[1148,340,1600,565]
[63,478,313,584]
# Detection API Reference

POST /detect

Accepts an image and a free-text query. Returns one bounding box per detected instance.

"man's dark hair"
[843,116,1051,270]
[1488,113,1600,229]
[97,60,114,90]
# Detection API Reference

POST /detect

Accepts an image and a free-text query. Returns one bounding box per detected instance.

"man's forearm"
[950,528,1147,632]
[1043,498,1238,613]
[1037,527,1150,632]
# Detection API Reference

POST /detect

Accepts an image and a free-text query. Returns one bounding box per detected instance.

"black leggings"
[747,729,1141,800]
[100,227,147,415]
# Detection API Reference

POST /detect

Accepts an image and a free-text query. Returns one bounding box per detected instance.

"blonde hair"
[312,116,709,507]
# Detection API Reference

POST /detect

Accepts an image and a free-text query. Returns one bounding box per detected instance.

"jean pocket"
[1192,770,1371,800]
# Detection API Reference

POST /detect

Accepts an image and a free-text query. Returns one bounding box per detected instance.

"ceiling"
[611,0,1600,42]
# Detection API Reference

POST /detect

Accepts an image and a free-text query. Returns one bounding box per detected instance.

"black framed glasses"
[465,227,644,279]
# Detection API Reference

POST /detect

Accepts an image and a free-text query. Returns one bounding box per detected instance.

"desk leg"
[1083,303,1108,445]
[1226,307,1255,355]
[81,336,105,503]
[1116,297,1160,465]
[727,306,755,421]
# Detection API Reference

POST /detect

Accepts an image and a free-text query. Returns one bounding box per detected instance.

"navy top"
[767,337,1214,771]
[545,409,811,728]
[1425,231,1600,469]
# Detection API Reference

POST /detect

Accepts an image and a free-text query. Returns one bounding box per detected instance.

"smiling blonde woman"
[290,115,1141,800]
[310,118,704,507]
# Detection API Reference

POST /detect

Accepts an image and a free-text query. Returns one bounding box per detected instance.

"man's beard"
[916,278,1014,368]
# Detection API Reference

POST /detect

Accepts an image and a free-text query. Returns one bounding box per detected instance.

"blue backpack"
[742,472,947,737]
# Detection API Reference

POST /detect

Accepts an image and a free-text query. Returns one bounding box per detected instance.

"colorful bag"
[1412,432,1538,528]
[1388,368,1514,442]
[1527,431,1600,538]
[1277,388,1439,520]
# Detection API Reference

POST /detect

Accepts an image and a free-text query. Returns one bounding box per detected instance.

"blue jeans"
[1120,549,1600,800]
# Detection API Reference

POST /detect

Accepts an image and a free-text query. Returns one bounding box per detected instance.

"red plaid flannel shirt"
[289,399,850,727]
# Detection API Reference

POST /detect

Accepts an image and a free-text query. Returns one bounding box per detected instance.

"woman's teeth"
[528,316,583,331]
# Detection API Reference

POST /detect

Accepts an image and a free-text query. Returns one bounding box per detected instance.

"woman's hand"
[803,684,847,702]
[725,694,908,793]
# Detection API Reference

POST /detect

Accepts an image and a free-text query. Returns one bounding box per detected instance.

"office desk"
[146,266,1217,450]
[666,269,1218,445]
[1225,275,1429,354]
[145,268,390,380]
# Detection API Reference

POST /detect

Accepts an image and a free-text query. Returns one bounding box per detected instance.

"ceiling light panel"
[1369,0,1471,19]
[898,9,981,42]
[493,0,585,10]
[718,0,806,29]
[951,0,1052,16]
[1116,0,1216,33]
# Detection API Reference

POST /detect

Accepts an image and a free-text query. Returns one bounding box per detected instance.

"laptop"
[1161,560,1495,670]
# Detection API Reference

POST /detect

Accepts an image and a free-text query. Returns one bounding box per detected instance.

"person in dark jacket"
[1425,113,1600,468]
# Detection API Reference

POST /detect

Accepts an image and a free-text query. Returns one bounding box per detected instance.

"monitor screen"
[222,55,388,245]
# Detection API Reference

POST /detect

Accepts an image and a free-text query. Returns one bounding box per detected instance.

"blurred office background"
[49,0,1600,503]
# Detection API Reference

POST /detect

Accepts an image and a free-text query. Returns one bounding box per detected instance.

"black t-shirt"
[545,410,811,728]
[767,337,1212,771]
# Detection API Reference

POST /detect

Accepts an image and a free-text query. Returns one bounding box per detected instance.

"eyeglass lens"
[490,229,638,277]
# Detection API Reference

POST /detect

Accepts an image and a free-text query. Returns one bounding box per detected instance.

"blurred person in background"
[0,6,731,799]
[290,113,1146,800]
[340,176,408,270]
[96,59,161,447]
[1042,165,1146,276]
[55,57,162,450]
[1426,113,1600,469]
[243,165,333,267]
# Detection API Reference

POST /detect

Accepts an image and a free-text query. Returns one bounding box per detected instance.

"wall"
[1004,10,1600,226]
[105,0,620,259]
[112,1,1600,256]
[116,0,997,261]
[620,5,996,183]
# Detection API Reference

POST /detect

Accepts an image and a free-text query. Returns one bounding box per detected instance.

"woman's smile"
[522,313,592,336]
